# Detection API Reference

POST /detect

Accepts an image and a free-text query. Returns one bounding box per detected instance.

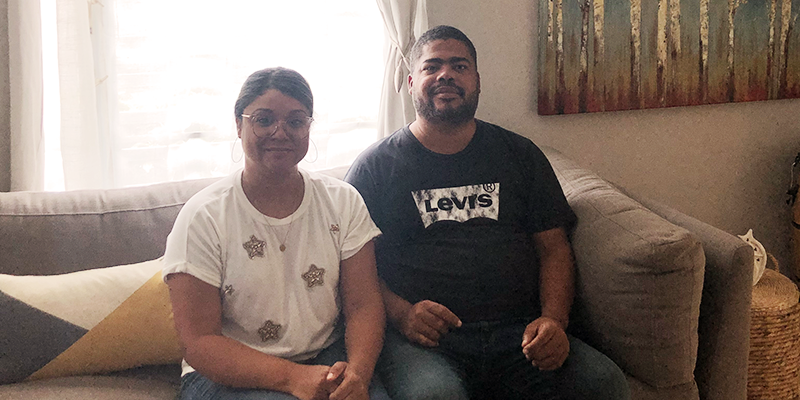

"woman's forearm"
[168,273,309,393]
[339,240,386,380]
[184,333,300,391]
[342,299,386,380]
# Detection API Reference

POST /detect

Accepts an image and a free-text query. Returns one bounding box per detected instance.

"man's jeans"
[179,338,390,400]
[377,319,631,400]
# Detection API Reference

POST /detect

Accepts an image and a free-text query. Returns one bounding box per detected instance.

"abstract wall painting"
[538,0,800,115]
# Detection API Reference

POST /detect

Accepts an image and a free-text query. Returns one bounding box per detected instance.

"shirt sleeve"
[340,185,382,261]
[522,141,577,233]
[162,201,224,288]
[345,151,384,226]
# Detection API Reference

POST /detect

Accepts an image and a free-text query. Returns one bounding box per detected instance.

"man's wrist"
[384,297,413,332]
[541,314,569,331]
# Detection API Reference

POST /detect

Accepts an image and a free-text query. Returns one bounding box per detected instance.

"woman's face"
[237,89,311,175]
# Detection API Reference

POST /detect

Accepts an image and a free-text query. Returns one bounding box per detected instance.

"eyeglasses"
[241,113,313,138]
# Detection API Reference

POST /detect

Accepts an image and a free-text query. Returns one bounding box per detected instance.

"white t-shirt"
[163,169,381,376]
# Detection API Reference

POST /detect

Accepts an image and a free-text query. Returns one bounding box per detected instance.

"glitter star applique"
[243,235,266,259]
[301,264,326,288]
[258,320,281,342]
[223,285,235,296]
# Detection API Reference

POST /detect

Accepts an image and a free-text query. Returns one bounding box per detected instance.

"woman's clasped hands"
[289,362,370,400]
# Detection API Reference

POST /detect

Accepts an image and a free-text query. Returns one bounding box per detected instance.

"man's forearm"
[379,279,413,329]
[535,228,575,330]
[539,255,574,329]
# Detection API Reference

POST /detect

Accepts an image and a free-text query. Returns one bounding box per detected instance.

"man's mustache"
[428,82,465,98]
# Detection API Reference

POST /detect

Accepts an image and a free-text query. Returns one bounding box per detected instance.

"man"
[345,25,630,400]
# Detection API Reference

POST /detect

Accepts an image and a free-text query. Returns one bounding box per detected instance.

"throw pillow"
[543,147,705,390]
[0,258,182,384]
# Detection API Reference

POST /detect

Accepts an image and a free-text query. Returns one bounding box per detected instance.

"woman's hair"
[234,67,314,119]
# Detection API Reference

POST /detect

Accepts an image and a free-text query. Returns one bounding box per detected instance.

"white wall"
[428,0,800,274]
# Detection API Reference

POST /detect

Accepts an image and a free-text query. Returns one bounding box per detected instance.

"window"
[43,0,384,190]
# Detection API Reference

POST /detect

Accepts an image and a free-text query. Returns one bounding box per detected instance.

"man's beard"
[413,83,479,125]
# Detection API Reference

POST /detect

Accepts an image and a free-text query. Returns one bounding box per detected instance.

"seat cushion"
[542,147,705,390]
[0,366,179,400]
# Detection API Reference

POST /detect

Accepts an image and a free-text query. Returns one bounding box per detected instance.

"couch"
[0,147,753,400]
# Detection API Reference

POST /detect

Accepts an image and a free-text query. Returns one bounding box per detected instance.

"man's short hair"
[409,25,477,70]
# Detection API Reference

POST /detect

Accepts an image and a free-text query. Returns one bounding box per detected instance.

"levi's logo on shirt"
[412,183,500,228]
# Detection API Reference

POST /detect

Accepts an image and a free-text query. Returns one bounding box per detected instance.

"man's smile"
[431,84,464,98]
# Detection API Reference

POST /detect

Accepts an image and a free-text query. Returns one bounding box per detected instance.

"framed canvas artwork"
[538,0,800,115]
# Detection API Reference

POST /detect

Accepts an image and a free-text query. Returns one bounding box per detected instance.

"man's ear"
[236,118,242,139]
[407,74,414,95]
[477,72,481,93]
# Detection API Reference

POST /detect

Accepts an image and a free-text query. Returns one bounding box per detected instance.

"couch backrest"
[0,178,219,275]
[0,166,351,276]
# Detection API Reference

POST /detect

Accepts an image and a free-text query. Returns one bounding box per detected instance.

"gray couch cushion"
[0,178,218,276]
[0,167,350,277]
[542,147,705,390]
[637,196,753,400]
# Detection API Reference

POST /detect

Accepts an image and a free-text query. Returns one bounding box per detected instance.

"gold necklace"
[253,171,303,252]
[264,213,293,252]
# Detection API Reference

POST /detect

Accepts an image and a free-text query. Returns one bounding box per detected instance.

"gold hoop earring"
[231,136,243,163]
[304,137,318,163]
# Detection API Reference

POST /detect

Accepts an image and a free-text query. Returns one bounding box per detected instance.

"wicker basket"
[748,254,800,400]
[792,199,800,280]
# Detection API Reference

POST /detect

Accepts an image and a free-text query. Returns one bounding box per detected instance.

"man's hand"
[399,300,462,347]
[521,317,569,371]
[327,361,369,400]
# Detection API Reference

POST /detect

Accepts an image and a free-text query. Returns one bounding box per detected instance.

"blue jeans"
[377,320,631,400]
[179,338,391,400]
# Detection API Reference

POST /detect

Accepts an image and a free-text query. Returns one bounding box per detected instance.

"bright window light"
[43,0,384,189]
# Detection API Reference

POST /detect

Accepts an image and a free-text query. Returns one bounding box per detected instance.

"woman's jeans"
[179,338,390,400]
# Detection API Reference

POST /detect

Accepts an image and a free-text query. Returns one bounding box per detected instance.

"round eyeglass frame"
[241,114,314,139]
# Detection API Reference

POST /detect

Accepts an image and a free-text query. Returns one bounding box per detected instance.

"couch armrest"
[633,197,752,400]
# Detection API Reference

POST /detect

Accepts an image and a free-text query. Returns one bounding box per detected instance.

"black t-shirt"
[345,120,576,322]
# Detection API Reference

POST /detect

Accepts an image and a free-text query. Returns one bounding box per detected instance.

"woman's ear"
[236,118,242,138]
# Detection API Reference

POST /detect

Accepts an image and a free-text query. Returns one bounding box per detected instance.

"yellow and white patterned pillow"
[0,258,182,384]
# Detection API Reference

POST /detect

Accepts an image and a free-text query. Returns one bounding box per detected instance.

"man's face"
[409,39,480,125]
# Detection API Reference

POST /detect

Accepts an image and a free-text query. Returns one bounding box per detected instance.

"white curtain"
[56,0,108,190]
[376,0,428,138]
[8,0,45,191]
[7,0,108,191]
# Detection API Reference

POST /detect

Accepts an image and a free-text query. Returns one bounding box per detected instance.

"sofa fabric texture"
[0,155,751,400]
[0,178,217,276]
[633,196,754,400]
[545,148,705,391]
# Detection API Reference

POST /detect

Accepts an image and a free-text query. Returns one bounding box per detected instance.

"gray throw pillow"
[543,147,704,389]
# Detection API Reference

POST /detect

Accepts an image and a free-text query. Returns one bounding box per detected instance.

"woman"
[163,67,388,400]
